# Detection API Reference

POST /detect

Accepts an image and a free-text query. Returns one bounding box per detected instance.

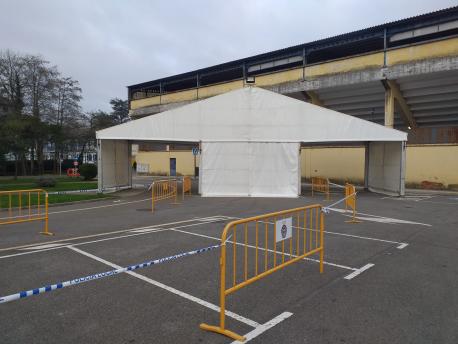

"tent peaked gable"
[97,86,407,142]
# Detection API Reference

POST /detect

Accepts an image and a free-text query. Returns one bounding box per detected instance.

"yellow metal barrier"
[200,204,325,341]
[345,183,361,223]
[182,176,192,200]
[311,177,330,200]
[0,189,52,235]
[151,179,178,212]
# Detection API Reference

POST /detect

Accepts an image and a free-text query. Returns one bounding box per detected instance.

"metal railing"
[151,179,179,212]
[0,189,52,235]
[311,176,330,200]
[200,204,325,341]
[345,183,361,223]
[182,176,192,199]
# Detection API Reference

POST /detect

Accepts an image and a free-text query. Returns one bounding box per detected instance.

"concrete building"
[127,7,458,189]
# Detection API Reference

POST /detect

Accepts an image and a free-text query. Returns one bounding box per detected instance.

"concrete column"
[384,87,395,128]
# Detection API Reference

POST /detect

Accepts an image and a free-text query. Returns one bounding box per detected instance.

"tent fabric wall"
[201,142,300,197]
[98,139,131,190]
[367,141,406,196]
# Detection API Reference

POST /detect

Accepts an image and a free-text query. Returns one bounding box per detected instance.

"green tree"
[109,98,129,124]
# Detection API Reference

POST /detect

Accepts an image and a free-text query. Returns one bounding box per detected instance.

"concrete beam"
[382,79,417,129]
[130,56,458,118]
[267,56,458,94]
[301,91,324,106]
[384,85,395,128]
[129,100,195,118]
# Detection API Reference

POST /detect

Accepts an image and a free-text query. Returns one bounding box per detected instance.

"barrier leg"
[319,210,324,273]
[151,186,155,213]
[200,243,246,342]
[40,193,53,236]
[172,180,180,205]
[345,207,362,224]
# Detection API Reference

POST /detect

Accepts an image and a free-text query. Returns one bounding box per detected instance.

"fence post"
[40,192,53,236]
[326,179,330,200]
[151,182,155,212]
[173,180,178,204]
[320,209,324,273]
[219,239,227,333]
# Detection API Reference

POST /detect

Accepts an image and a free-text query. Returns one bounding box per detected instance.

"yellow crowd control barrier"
[151,179,179,212]
[345,183,361,223]
[182,176,192,200]
[311,177,330,200]
[200,204,325,341]
[0,189,52,235]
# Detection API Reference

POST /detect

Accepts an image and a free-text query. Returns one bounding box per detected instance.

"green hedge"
[78,164,97,180]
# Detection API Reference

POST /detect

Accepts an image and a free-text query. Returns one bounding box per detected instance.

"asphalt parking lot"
[0,186,457,344]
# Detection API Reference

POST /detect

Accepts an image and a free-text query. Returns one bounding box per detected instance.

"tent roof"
[97,87,407,142]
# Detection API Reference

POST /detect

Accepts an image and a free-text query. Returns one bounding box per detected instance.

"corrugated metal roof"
[128,6,458,90]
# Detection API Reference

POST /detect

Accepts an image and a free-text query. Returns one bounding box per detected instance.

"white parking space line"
[168,227,358,272]
[0,217,226,260]
[20,243,71,250]
[321,229,408,250]
[0,216,226,252]
[0,229,168,260]
[396,243,409,249]
[344,263,375,280]
[226,216,409,249]
[381,195,434,202]
[328,208,432,227]
[48,197,152,215]
[68,246,259,328]
[231,312,293,343]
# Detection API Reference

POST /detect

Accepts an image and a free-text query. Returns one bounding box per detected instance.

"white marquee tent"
[96,87,407,197]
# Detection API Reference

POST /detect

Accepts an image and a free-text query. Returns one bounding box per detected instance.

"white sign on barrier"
[275,217,292,243]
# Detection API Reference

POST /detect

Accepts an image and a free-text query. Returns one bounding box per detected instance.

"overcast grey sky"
[1,0,456,112]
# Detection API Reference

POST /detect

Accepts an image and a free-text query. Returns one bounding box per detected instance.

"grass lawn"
[0,176,110,207]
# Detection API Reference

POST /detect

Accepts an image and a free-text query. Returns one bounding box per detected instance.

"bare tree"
[0,50,84,176]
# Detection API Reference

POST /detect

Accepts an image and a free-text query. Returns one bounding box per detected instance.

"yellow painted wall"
[135,151,198,176]
[301,147,365,183]
[161,89,197,104]
[131,96,161,110]
[301,145,458,187]
[405,145,458,186]
[135,144,458,187]
[387,37,458,65]
[255,68,303,86]
[305,53,384,78]
[198,80,244,98]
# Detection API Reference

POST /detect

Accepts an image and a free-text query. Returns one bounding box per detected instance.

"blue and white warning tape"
[328,181,346,189]
[47,189,99,195]
[0,243,220,304]
[47,186,131,195]
[322,192,357,214]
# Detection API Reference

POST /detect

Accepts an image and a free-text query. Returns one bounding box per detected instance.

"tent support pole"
[97,139,103,192]
[364,142,370,191]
